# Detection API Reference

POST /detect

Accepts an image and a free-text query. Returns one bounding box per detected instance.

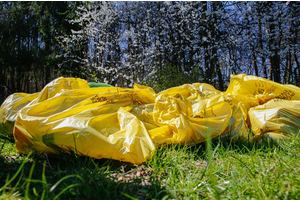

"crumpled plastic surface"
[1,74,300,164]
[0,92,39,138]
[249,99,300,142]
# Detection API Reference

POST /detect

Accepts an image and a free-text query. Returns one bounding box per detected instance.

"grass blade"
[25,162,36,199]
[50,174,83,192]
[0,152,32,192]
[53,183,81,200]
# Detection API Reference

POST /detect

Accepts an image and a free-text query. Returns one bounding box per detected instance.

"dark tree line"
[0,2,83,102]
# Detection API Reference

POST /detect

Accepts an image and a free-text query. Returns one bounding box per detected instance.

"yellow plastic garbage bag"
[131,83,249,145]
[0,77,90,138]
[0,92,39,138]
[34,77,90,103]
[13,79,156,164]
[225,74,300,109]
[248,99,300,142]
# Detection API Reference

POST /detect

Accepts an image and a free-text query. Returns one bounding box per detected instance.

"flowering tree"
[57,1,300,89]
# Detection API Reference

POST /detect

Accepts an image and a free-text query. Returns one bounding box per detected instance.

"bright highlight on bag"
[1,74,300,164]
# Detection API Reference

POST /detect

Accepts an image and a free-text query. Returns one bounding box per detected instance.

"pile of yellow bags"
[1,74,300,164]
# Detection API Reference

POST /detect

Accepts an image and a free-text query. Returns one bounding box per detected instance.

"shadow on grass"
[0,139,167,199]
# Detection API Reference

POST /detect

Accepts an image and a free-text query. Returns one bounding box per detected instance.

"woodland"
[0,1,299,103]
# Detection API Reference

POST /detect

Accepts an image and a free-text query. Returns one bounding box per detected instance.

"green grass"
[0,135,300,199]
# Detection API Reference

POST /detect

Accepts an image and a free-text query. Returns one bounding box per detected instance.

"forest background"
[0,1,299,104]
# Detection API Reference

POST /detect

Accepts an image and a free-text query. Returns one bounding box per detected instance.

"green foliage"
[144,62,204,92]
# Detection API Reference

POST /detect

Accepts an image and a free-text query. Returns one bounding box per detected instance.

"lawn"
[0,134,300,199]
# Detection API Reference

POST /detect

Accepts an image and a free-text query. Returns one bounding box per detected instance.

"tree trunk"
[265,2,281,83]
[246,12,258,76]
[256,2,267,79]
[201,2,212,82]
[284,53,292,84]
[294,39,299,83]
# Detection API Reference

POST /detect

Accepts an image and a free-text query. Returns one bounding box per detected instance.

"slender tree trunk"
[257,5,267,79]
[246,12,258,76]
[295,53,300,83]
[43,3,51,85]
[0,68,7,103]
[157,2,162,71]
[17,36,21,92]
[10,70,15,94]
[201,1,211,82]
[284,13,294,84]
[265,2,281,82]
[284,53,292,84]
